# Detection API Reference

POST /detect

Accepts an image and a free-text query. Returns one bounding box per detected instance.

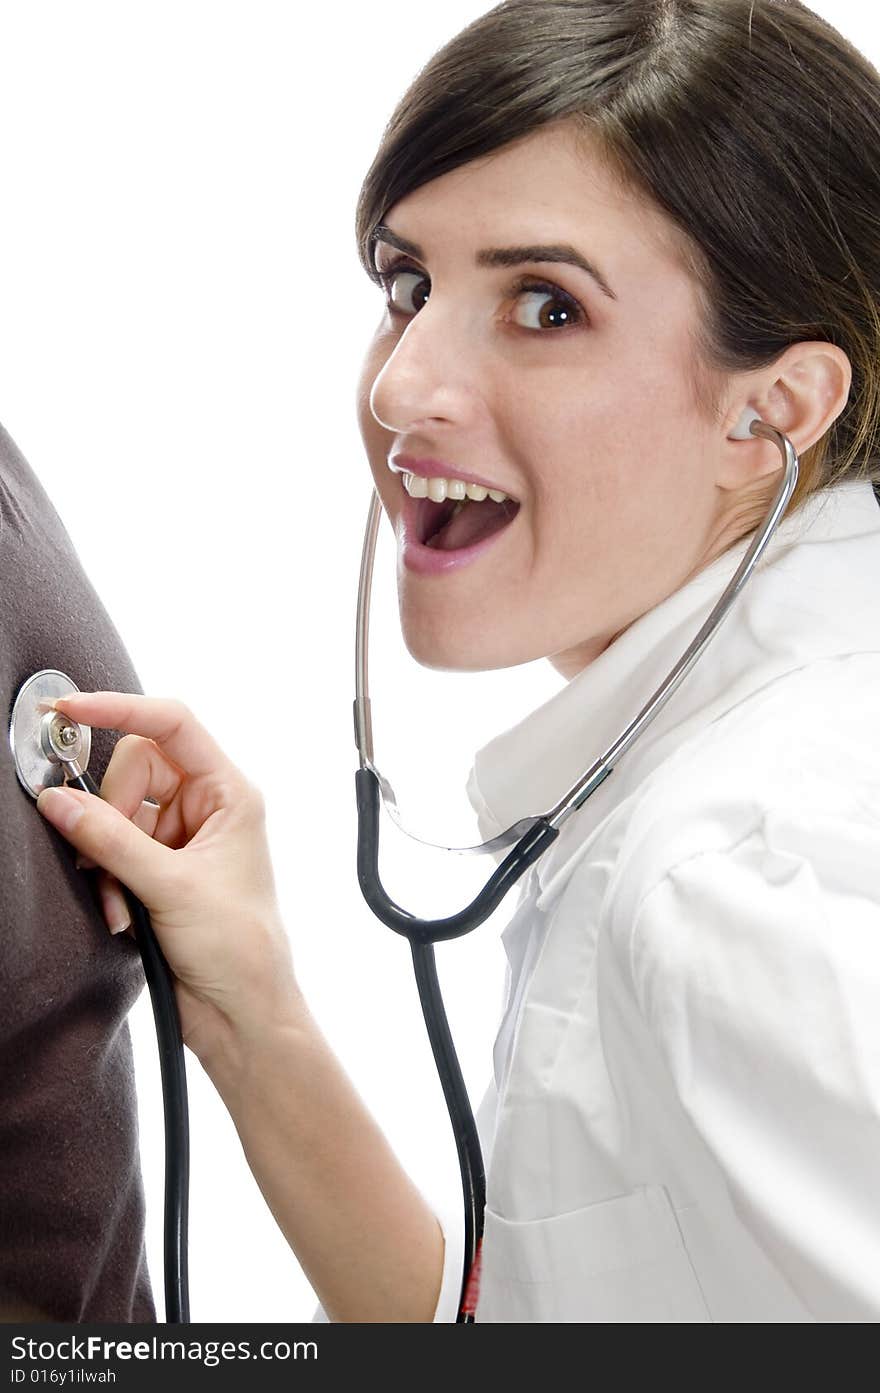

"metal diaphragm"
[9,669,91,799]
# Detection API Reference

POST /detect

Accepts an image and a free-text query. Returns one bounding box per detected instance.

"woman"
[34,0,880,1321]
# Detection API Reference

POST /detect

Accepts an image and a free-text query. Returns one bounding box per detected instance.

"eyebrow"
[370,223,618,302]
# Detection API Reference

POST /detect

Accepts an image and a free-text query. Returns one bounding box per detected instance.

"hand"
[36,691,300,1067]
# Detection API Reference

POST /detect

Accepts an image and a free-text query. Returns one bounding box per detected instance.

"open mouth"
[414,494,521,551]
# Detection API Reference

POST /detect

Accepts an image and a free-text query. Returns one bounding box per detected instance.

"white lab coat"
[317,477,880,1322]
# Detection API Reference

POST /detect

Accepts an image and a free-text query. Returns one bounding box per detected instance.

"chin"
[400,616,541,674]
[401,629,485,673]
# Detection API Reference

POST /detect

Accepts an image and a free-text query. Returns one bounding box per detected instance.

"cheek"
[512,381,696,577]
[507,382,634,529]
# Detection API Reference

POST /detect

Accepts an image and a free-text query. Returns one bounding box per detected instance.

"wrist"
[197,981,313,1101]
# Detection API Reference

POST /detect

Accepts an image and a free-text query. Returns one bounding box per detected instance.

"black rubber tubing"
[410,940,485,1323]
[65,757,557,1324]
[71,769,190,1325]
[355,766,559,1320]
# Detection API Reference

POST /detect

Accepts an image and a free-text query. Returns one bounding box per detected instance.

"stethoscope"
[9,413,797,1324]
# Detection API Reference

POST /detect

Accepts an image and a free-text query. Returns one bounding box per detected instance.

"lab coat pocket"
[477,1186,711,1322]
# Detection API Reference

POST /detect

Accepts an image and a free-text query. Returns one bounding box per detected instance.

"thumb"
[37,784,177,908]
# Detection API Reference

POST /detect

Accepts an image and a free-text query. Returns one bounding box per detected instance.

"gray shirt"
[1,423,154,1320]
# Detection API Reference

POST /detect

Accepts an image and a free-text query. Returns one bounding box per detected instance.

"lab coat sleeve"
[309,1199,464,1323]
[619,803,880,1321]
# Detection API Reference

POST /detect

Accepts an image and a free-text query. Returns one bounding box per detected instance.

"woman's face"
[356,121,739,680]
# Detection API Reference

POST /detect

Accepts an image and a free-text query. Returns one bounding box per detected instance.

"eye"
[509,278,586,332]
[374,264,430,316]
[372,260,587,332]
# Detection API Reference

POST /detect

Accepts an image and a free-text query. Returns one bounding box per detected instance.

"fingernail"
[36,787,86,836]
[103,882,131,935]
[75,853,97,871]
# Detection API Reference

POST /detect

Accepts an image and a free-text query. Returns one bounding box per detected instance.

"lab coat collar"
[465,479,880,907]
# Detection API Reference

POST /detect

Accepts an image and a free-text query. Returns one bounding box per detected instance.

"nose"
[368,301,482,437]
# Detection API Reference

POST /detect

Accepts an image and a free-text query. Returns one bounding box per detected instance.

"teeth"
[401,472,510,503]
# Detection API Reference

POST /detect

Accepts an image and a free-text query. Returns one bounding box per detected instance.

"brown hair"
[355,0,880,516]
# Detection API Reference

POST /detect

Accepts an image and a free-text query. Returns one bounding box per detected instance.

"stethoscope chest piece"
[9,669,91,799]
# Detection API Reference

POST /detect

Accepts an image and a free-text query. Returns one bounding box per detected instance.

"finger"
[98,734,183,822]
[47,691,236,782]
[133,798,162,838]
[37,783,180,910]
[98,870,133,935]
[77,799,160,870]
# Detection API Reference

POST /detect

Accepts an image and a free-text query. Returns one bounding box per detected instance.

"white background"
[0,1,875,1322]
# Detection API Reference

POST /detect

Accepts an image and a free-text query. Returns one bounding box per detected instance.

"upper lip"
[388,455,519,500]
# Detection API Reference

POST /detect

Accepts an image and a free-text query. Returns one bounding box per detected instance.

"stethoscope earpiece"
[729,406,764,440]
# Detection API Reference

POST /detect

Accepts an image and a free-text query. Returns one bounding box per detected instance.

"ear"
[717,342,852,491]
